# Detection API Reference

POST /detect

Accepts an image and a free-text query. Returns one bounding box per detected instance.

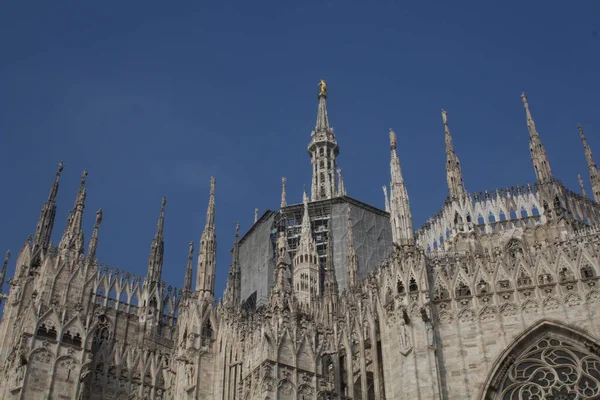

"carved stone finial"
[95,209,103,225]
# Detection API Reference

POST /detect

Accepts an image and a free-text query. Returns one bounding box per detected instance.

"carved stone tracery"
[489,335,600,400]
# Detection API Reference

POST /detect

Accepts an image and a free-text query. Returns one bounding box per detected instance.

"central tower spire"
[309,80,339,201]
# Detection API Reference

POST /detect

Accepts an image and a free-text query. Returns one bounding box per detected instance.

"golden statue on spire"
[318,79,327,97]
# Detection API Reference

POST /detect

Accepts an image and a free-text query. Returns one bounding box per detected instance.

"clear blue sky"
[1,1,599,298]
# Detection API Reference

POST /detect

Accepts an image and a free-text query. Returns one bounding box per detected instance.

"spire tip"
[389,129,397,150]
[95,209,103,225]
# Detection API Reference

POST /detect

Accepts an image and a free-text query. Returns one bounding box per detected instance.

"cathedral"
[2,82,600,400]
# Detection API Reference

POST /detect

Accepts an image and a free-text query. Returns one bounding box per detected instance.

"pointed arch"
[433,273,450,301]
[480,319,600,400]
[494,264,513,291]
[474,269,491,295]
[454,271,472,298]
[535,259,555,285]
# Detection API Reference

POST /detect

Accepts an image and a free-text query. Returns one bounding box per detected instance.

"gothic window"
[92,315,110,351]
[62,330,82,347]
[408,277,418,293]
[456,282,471,298]
[581,264,596,279]
[487,334,600,399]
[466,214,472,223]
[532,206,540,216]
[397,279,405,294]
[37,323,57,340]
[520,209,528,218]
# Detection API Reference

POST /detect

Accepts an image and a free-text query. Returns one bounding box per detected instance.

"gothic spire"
[388,129,414,247]
[578,174,588,198]
[578,123,600,202]
[58,170,88,254]
[196,177,217,300]
[337,168,346,196]
[274,230,290,294]
[254,208,259,223]
[292,190,320,306]
[382,186,390,213]
[224,223,241,308]
[183,241,194,294]
[281,177,287,209]
[86,209,103,263]
[0,250,10,294]
[33,161,64,252]
[309,80,339,201]
[147,198,166,289]
[521,93,553,183]
[346,207,358,289]
[297,190,316,257]
[442,110,466,198]
[323,234,338,299]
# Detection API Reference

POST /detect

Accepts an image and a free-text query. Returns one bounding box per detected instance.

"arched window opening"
[62,330,82,347]
[408,277,418,293]
[484,328,600,399]
[581,264,596,279]
[397,279,405,294]
[456,282,471,298]
[92,315,110,351]
[37,323,57,340]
